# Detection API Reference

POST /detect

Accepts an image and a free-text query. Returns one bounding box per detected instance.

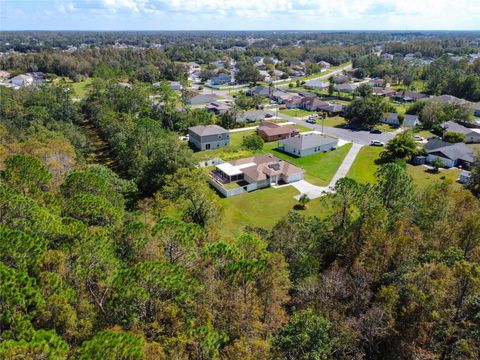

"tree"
[64,192,124,227]
[466,153,480,196]
[443,131,465,143]
[77,330,146,360]
[163,168,219,227]
[375,162,415,222]
[272,308,332,360]
[0,329,69,360]
[431,157,445,172]
[236,61,263,84]
[298,193,310,210]
[242,134,264,150]
[381,131,418,161]
[345,95,387,128]
[354,83,373,98]
[2,155,52,196]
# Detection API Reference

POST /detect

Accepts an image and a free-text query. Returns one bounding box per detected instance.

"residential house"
[304,79,329,90]
[259,70,271,82]
[205,101,232,115]
[316,102,345,116]
[258,121,299,142]
[393,91,429,103]
[185,92,217,105]
[272,91,293,104]
[302,98,329,112]
[242,110,271,123]
[210,74,232,85]
[334,83,358,93]
[209,154,304,197]
[285,96,304,109]
[318,60,331,68]
[372,88,396,97]
[9,74,34,87]
[423,139,474,168]
[331,74,350,84]
[383,113,419,127]
[279,133,338,157]
[368,79,386,87]
[246,86,272,98]
[443,121,480,143]
[188,125,230,151]
[427,94,472,107]
[272,69,285,78]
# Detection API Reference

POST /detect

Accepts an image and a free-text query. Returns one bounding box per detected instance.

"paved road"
[276,112,397,145]
[277,63,352,88]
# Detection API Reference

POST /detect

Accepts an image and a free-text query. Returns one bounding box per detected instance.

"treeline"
[383,38,478,57]
[0,48,187,82]
[425,56,480,101]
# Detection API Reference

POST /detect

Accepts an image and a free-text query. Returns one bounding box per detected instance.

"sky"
[1,0,480,31]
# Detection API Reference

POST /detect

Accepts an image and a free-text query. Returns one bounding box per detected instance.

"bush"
[443,131,465,143]
[242,134,264,150]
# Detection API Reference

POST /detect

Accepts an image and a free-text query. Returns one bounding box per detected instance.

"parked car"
[413,135,425,141]
[370,140,385,146]
[427,136,439,141]
[370,129,382,134]
[264,113,273,118]
[306,118,316,124]
[310,113,319,118]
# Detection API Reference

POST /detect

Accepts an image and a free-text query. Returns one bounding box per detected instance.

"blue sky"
[1,0,480,31]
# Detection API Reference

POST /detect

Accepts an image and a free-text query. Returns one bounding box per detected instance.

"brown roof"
[229,153,303,182]
[259,125,299,137]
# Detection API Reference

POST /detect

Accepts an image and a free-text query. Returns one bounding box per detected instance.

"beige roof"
[229,153,303,182]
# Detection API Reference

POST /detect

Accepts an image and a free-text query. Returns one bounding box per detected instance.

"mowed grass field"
[219,186,332,237]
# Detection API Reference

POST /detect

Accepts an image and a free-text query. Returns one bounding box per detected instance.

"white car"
[413,135,425,141]
[370,140,385,146]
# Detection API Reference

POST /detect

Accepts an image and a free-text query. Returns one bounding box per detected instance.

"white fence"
[208,178,270,197]
[198,158,224,167]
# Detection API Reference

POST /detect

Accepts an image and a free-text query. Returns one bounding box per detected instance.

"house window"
[218,135,222,139]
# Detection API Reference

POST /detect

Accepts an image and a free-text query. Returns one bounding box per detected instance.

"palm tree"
[298,194,310,209]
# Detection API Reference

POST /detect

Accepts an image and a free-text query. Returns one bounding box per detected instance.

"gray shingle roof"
[279,133,338,150]
[188,125,228,136]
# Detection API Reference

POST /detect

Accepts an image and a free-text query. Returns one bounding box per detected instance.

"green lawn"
[280,108,315,118]
[347,146,383,184]
[468,143,480,153]
[407,165,462,190]
[321,116,346,128]
[219,186,331,237]
[373,123,399,133]
[54,77,93,98]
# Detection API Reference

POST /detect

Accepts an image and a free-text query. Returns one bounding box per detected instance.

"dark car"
[370,129,382,134]
[265,113,273,118]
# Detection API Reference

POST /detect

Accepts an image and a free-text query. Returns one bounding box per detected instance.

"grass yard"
[70,78,93,98]
[407,165,462,190]
[373,123,399,133]
[468,143,480,153]
[219,185,331,237]
[321,116,346,128]
[280,108,315,118]
[347,146,383,184]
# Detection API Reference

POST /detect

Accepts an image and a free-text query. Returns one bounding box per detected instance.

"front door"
[205,143,211,150]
